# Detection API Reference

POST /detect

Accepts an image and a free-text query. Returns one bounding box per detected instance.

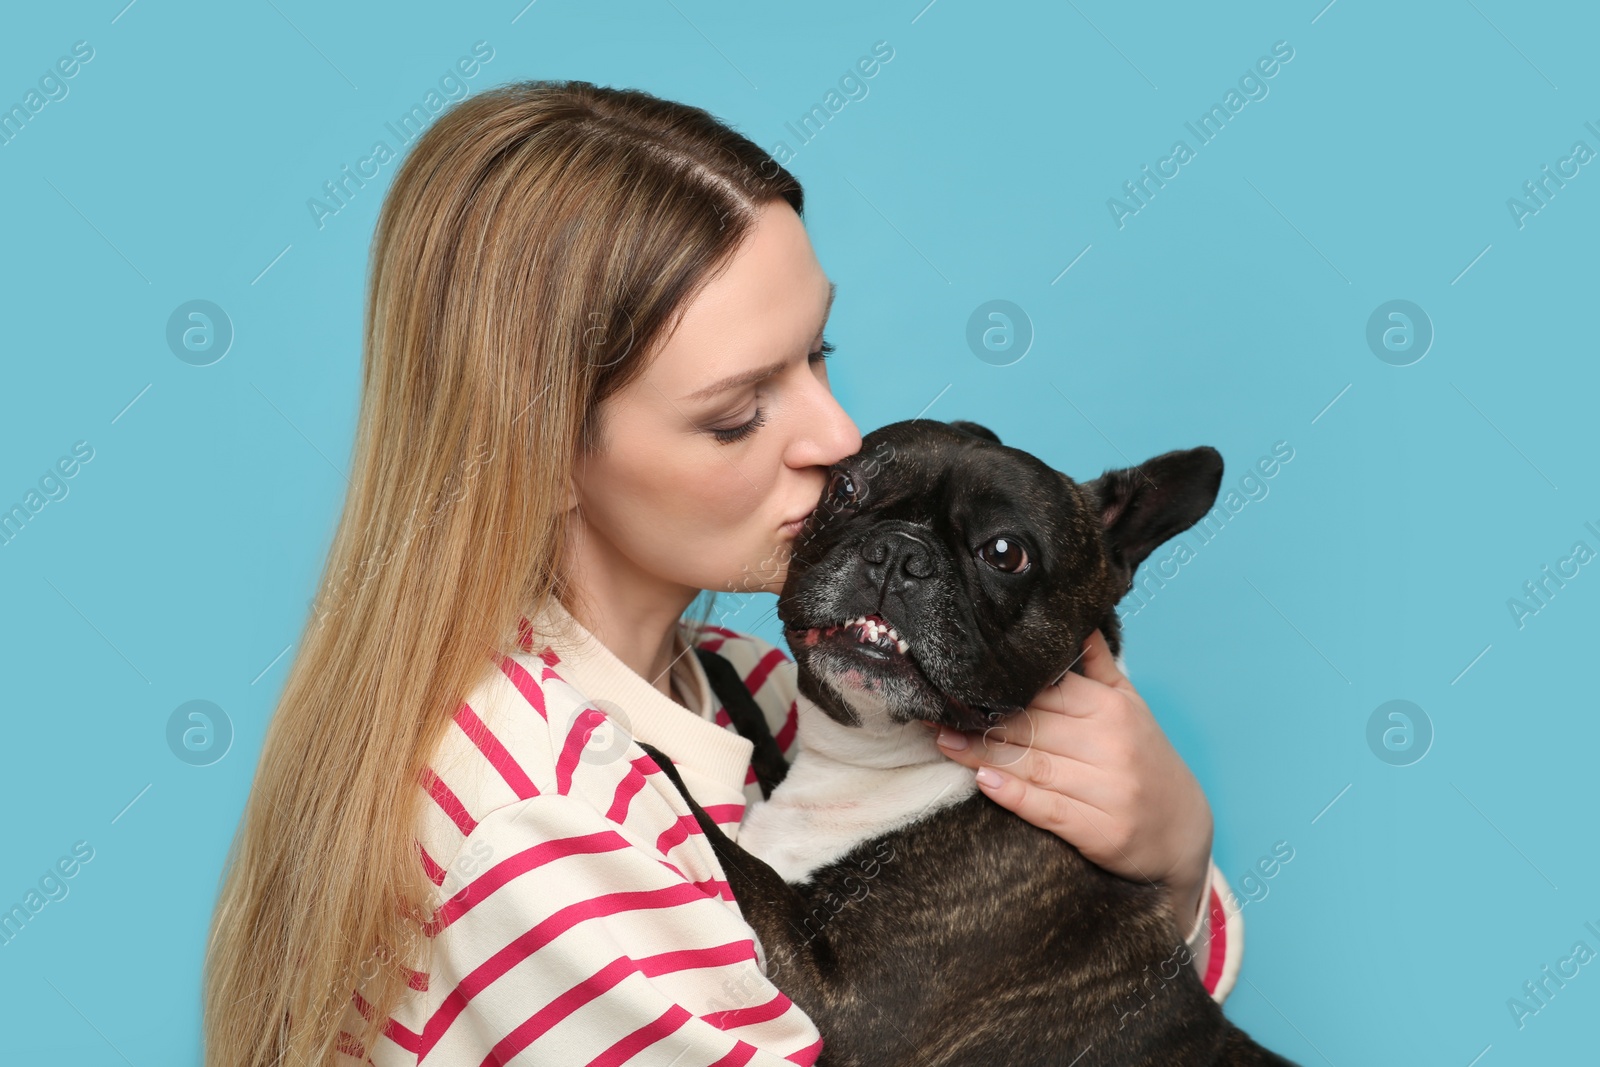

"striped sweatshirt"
[337,597,1244,1065]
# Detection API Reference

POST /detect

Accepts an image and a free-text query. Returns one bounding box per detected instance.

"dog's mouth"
[787,613,912,663]
[785,612,1022,730]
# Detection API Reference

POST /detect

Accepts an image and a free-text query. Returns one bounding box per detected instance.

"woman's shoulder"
[412,648,647,881]
[357,646,819,1064]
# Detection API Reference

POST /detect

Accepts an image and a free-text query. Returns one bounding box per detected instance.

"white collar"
[523,597,753,797]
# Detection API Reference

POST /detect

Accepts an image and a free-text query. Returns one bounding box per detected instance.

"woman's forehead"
[655,271,834,404]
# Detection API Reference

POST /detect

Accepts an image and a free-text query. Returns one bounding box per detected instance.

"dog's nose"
[859,526,936,583]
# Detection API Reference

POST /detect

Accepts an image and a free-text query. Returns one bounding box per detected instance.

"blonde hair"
[202,79,804,1066]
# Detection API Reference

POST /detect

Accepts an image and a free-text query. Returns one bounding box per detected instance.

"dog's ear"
[1082,447,1224,584]
[948,420,1001,445]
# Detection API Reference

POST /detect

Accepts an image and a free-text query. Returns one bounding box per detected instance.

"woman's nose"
[820,394,861,464]
[795,360,861,464]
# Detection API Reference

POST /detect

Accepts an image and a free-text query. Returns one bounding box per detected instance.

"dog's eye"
[977,536,1029,573]
[824,468,861,511]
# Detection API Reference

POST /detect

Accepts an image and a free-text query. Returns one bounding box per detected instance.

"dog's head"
[777,419,1223,733]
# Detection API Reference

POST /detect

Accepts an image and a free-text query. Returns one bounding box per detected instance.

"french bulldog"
[640,418,1299,1066]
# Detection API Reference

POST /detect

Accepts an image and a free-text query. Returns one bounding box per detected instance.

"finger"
[936,705,1105,766]
[1077,628,1131,691]
[980,741,1124,810]
[943,709,1059,762]
[948,731,1104,786]
[971,762,1118,846]
[1020,668,1105,720]
[1017,635,1125,721]
[975,764,1159,881]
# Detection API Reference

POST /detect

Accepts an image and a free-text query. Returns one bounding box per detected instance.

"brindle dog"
[642,418,1300,1066]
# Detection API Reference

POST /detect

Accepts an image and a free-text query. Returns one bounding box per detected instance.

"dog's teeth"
[830,614,910,655]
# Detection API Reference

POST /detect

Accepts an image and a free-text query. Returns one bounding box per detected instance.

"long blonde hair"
[202,79,804,1067]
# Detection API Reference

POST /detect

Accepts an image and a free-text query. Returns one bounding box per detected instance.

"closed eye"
[707,340,835,444]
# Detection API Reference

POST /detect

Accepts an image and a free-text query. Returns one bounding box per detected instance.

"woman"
[202,79,1238,1066]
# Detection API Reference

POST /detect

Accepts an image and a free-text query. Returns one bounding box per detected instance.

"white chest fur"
[738,647,1131,884]
[738,695,980,884]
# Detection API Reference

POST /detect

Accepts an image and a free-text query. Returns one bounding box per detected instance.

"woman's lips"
[778,505,816,537]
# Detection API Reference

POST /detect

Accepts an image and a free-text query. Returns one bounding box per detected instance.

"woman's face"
[568,198,863,602]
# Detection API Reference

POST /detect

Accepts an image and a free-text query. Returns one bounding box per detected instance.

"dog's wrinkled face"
[777,419,1223,733]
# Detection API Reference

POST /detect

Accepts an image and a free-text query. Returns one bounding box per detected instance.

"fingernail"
[935,727,968,750]
[975,766,1004,788]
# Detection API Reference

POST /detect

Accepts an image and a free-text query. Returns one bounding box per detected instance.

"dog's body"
[641,419,1298,1066]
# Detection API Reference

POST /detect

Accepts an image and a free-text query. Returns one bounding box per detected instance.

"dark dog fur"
[640,418,1299,1066]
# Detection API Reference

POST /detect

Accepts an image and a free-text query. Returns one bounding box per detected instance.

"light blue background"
[3,1,1596,1063]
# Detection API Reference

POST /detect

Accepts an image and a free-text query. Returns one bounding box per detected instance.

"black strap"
[693,647,790,800]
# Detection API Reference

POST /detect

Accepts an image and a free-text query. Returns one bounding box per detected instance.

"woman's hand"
[919,628,1214,929]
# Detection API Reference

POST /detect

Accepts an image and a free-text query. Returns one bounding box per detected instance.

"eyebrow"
[679,280,837,403]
